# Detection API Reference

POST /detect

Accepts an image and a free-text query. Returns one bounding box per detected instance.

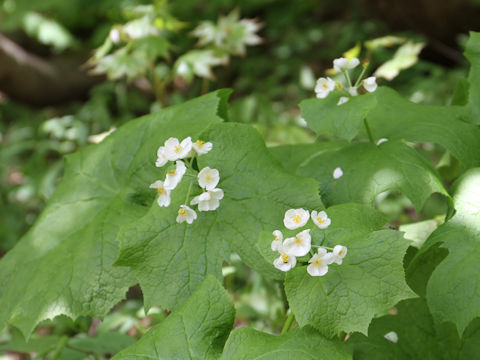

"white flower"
[307,248,334,276]
[271,230,283,251]
[348,87,358,96]
[283,208,309,230]
[164,161,186,190]
[273,247,297,272]
[176,205,197,224]
[337,96,349,106]
[149,180,171,207]
[332,245,348,265]
[363,76,378,92]
[164,137,193,161]
[198,167,220,190]
[311,210,331,229]
[333,167,343,179]
[191,188,224,211]
[333,57,360,72]
[314,77,336,99]
[377,138,388,145]
[384,331,398,343]
[193,139,213,155]
[283,229,311,257]
[156,146,168,167]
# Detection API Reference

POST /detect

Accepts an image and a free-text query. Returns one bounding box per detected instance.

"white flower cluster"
[149,137,223,225]
[315,57,378,104]
[271,208,347,277]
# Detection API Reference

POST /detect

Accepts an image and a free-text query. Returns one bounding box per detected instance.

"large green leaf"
[299,92,377,141]
[0,91,229,337]
[268,142,347,172]
[301,86,480,168]
[220,326,351,360]
[465,31,480,124]
[297,140,449,211]
[408,168,480,335]
[113,276,235,360]
[348,298,480,360]
[116,122,324,311]
[285,203,415,338]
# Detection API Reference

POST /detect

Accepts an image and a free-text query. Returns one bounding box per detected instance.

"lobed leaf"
[348,298,480,360]
[297,140,449,211]
[0,90,229,337]
[408,168,480,335]
[116,122,324,311]
[113,276,235,360]
[285,203,415,338]
[220,326,351,360]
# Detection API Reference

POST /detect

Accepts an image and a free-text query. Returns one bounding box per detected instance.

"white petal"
[363,76,378,93]
[283,208,309,230]
[384,331,398,343]
[348,87,358,96]
[337,96,349,106]
[198,167,220,190]
[333,167,343,179]
[377,138,389,145]
[193,140,213,155]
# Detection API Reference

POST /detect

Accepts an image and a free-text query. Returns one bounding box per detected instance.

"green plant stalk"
[364,118,374,144]
[343,70,353,88]
[281,311,295,335]
[52,335,69,360]
[354,63,369,87]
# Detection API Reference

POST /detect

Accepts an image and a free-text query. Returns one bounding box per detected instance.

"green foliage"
[297,140,449,210]
[285,203,415,338]
[113,276,235,360]
[0,91,228,337]
[300,87,480,168]
[221,326,351,360]
[116,122,323,310]
[408,168,480,335]
[348,298,480,360]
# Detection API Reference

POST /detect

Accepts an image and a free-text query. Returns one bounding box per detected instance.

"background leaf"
[285,203,415,337]
[0,91,229,337]
[113,276,235,360]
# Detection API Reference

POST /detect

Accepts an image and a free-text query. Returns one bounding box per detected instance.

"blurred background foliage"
[1,0,479,358]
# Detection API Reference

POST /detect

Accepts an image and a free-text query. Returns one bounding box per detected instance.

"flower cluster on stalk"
[271,208,347,277]
[149,136,223,224]
[315,57,378,104]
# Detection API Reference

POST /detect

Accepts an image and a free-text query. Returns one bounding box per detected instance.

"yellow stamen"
[313,258,323,266]
[205,174,213,182]
[274,236,279,241]
[157,187,165,195]
[294,237,302,245]
[281,253,289,263]
[293,215,301,223]
[317,217,325,223]
[174,145,183,153]
[178,208,187,217]
[168,169,176,176]
[195,140,205,148]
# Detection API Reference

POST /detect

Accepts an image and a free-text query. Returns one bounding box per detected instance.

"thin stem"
[354,63,369,87]
[281,311,295,335]
[184,179,195,205]
[364,118,374,144]
[342,70,352,88]
[312,245,334,251]
[52,336,69,360]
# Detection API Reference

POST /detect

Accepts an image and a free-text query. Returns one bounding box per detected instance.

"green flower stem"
[343,70,353,88]
[312,245,334,251]
[281,311,295,335]
[354,63,369,87]
[364,118,375,144]
[184,179,195,205]
[52,335,69,360]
